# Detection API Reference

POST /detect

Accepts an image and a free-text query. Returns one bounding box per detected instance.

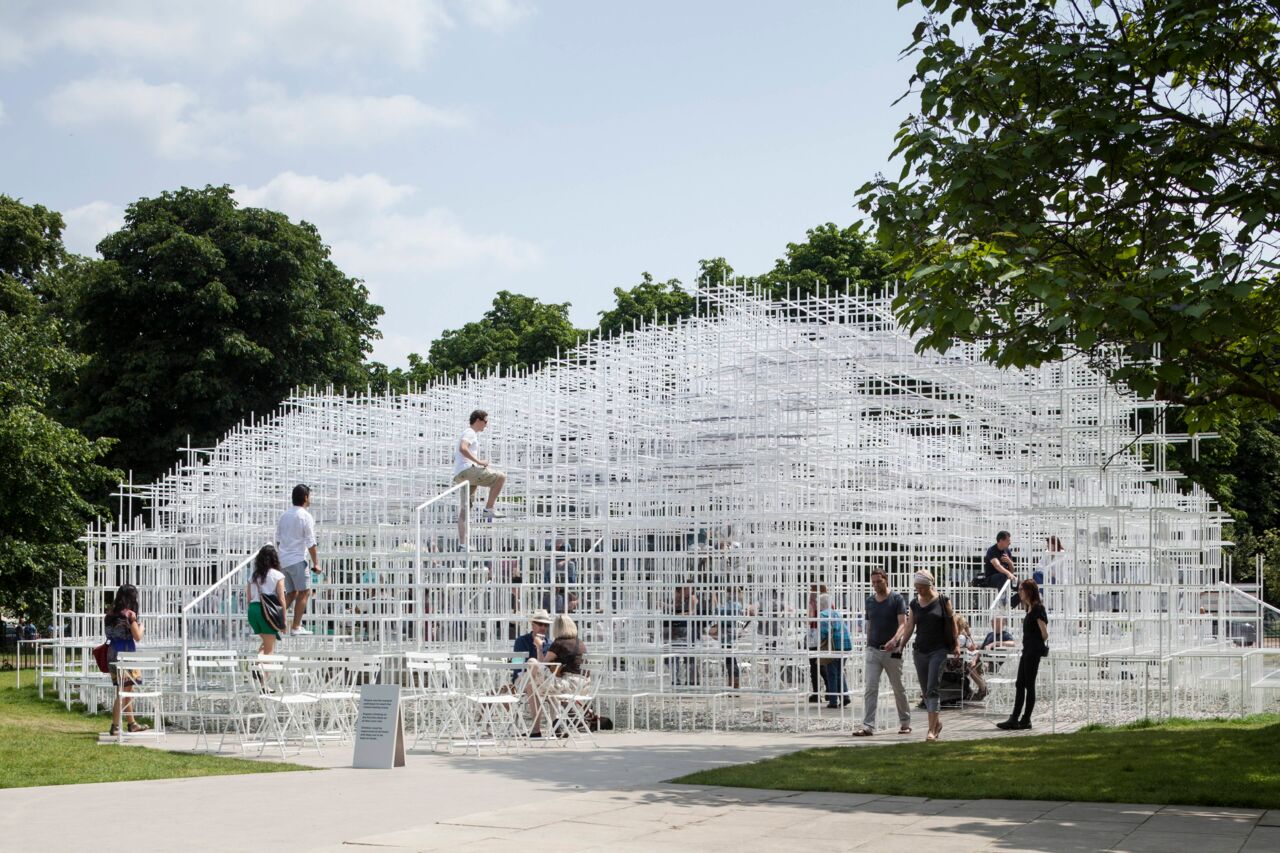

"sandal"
[925,731,937,742]
[897,726,912,734]
[108,725,120,737]
[127,722,150,733]
[852,728,874,737]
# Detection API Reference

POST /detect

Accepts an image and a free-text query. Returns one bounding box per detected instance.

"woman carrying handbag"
[247,545,289,655]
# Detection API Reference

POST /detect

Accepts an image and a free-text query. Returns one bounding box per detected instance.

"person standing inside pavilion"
[276,483,321,636]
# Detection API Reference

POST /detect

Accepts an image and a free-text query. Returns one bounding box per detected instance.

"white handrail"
[180,552,255,687]
[1216,581,1279,648]
[1217,581,1280,618]
[986,577,1012,613]
[415,481,471,646]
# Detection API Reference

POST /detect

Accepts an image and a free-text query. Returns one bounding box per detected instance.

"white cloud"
[1,1,459,71]
[236,171,417,222]
[45,76,213,158]
[234,171,540,276]
[44,75,463,159]
[332,209,542,276]
[239,91,465,147]
[62,201,125,256]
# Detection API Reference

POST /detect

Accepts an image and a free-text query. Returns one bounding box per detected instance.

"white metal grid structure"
[53,286,1279,730]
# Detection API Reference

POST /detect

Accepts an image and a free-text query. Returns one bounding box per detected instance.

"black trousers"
[1011,652,1042,721]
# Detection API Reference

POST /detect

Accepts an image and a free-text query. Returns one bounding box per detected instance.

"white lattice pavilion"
[53,286,1279,728]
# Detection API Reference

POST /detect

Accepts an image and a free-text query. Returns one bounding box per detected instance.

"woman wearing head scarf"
[885,569,958,741]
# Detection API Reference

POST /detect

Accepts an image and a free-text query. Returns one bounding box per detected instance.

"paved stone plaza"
[2,715,1274,852]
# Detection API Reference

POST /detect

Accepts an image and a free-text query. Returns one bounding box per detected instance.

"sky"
[0,1,917,366]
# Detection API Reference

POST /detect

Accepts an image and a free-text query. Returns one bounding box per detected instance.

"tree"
[59,186,383,481]
[426,290,582,378]
[859,0,1280,431]
[596,273,697,338]
[755,223,891,300]
[0,196,118,622]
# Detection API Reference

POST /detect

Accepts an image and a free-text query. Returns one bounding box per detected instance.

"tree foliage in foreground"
[860,0,1280,431]
[58,186,383,481]
[0,196,118,622]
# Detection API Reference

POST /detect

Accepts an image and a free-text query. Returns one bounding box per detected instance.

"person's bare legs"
[485,474,506,509]
[289,589,310,632]
[457,500,469,542]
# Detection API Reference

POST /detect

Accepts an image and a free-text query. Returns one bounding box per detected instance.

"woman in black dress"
[997,579,1049,730]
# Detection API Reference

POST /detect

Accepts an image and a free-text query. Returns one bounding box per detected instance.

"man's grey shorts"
[282,560,310,594]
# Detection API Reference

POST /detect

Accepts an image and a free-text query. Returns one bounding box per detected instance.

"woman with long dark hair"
[104,583,147,736]
[246,545,288,655]
[997,579,1049,730]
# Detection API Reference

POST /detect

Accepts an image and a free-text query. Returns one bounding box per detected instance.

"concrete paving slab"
[1140,813,1260,836]
[1241,826,1280,853]
[1109,829,1247,853]
[1260,811,1280,828]
[1041,802,1160,823]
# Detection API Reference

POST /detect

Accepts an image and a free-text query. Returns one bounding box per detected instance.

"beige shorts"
[453,464,504,490]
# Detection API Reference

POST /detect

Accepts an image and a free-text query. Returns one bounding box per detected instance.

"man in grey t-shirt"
[853,568,912,736]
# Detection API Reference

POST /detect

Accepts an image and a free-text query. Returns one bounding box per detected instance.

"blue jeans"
[822,660,846,704]
[913,647,948,713]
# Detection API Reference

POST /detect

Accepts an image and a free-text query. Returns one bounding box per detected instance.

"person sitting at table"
[981,616,1017,650]
[525,614,588,737]
[954,615,988,700]
[512,608,552,682]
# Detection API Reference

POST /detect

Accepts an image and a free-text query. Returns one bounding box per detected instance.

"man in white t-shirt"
[453,409,506,542]
[276,483,321,635]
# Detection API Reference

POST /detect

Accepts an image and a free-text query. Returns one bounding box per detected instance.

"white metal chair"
[111,653,166,744]
[189,654,264,753]
[403,652,466,752]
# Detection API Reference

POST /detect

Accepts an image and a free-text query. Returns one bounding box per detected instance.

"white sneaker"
[483,508,503,521]
[291,626,312,636]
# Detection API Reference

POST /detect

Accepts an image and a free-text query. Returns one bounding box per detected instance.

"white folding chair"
[111,654,166,744]
[546,670,600,747]
[404,652,466,752]
[252,655,324,755]
[189,654,265,753]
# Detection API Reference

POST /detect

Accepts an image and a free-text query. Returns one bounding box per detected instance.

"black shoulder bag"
[260,591,288,634]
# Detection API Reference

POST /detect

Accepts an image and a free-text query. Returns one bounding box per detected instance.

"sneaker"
[291,626,313,636]
[483,508,503,521]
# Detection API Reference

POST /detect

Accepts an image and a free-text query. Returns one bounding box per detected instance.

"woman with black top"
[527,614,588,737]
[997,579,1049,730]
[886,569,957,741]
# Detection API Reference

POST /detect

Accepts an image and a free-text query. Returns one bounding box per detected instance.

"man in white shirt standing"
[454,409,506,543]
[276,483,321,635]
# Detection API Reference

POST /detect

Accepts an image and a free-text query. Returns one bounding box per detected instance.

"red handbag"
[92,643,111,673]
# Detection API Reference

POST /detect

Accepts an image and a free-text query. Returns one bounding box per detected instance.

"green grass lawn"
[676,715,1280,809]
[0,671,314,788]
